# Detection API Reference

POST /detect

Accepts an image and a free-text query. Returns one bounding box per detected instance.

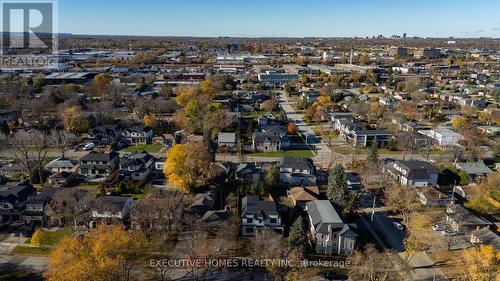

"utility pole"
[371,195,376,222]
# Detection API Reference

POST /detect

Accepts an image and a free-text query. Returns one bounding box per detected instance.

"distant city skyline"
[56,0,500,38]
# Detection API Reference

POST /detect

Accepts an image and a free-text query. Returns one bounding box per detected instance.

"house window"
[247,218,253,223]
[246,227,254,233]
[270,218,277,224]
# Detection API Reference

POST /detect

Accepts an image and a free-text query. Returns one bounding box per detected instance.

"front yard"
[14,227,73,256]
[247,149,314,158]
[121,144,164,153]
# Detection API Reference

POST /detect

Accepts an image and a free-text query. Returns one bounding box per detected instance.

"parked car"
[83,142,95,151]
[432,224,445,231]
[322,272,347,280]
[393,221,404,231]
[440,229,456,236]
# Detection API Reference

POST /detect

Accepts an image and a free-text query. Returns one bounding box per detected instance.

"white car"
[393,222,404,231]
[440,230,456,236]
[83,142,95,151]
[432,224,445,231]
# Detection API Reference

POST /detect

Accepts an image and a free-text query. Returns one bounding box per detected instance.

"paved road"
[359,203,447,280]
[278,93,342,169]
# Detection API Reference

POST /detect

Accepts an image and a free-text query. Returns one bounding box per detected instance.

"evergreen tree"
[289,216,309,251]
[327,164,348,202]
[327,164,357,214]
[368,140,379,165]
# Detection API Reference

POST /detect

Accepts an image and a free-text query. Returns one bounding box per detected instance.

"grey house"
[119,151,154,181]
[305,200,357,255]
[241,195,283,236]
[122,126,153,145]
[79,151,119,178]
[23,188,57,226]
[279,157,317,186]
[387,160,439,186]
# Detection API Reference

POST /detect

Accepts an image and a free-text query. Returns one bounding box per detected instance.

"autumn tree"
[287,122,298,135]
[45,225,147,281]
[31,229,47,248]
[143,114,158,128]
[348,244,408,281]
[91,73,112,96]
[61,105,90,133]
[367,140,379,165]
[253,229,303,281]
[384,184,419,228]
[3,131,52,184]
[163,142,212,193]
[457,245,499,281]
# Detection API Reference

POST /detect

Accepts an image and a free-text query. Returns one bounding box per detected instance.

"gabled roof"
[471,227,500,250]
[393,160,438,179]
[306,200,344,234]
[81,151,118,162]
[280,157,315,171]
[0,183,36,204]
[45,157,78,169]
[289,186,319,202]
[241,195,279,218]
[455,161,493,175]
[93,196,132,212]
[218,132,236,143]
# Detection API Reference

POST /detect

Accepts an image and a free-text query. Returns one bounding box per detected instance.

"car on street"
[440,229,456,236]
[432,224,445,231]
[393,221,404,231]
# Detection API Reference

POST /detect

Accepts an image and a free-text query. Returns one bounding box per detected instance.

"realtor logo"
[0,0,57,69]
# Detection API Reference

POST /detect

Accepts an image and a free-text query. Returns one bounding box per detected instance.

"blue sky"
[58,0,500,37]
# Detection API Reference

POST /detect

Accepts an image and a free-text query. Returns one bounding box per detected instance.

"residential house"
[44,157,78,173]
[119,151,154,181]
[0,183,36,222]
[416,186,452,206]
[190,191,217,215]
[79,151,119,178]
[241,195,283,236]
[455,161,493,183]
[198,210,232,231]
[122,126,153,145]
[48,171,77,187]
[23,188,57,226]
[91,196,134,226]
[288,186,319,207]
[333,118,391,148]
[305,200,357,255]
[470,227,500,250]
[446,204,492,232]
[252,125,290,152]
[418,128,462,146]
[217,132,237,149]
[280,157,317,186]
[387,160,439,186]
[87,125,122,146]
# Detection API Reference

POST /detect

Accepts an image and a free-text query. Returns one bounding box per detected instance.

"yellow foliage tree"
[175,86,199,107]
[143,114,158,128]
[31,228,46,248]
[452,116,469,129]
[45,225,146,281]
[459,245,499,281]
[91,73,112,96]
[163,142,212,193]
[62,105,90,133]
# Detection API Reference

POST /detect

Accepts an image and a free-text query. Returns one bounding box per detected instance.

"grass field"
[12,246,51,256]
[248,149,314,158]
[121,144,164,153]
[25,227,72,246]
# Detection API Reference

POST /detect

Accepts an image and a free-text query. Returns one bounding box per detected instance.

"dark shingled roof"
[94,196,132,212]
[241,195,279,218]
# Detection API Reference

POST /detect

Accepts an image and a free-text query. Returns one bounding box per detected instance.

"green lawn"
[12,246,51,256]
[25,227,72,246]
[121,144,163,153]
[248,149,314,158]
